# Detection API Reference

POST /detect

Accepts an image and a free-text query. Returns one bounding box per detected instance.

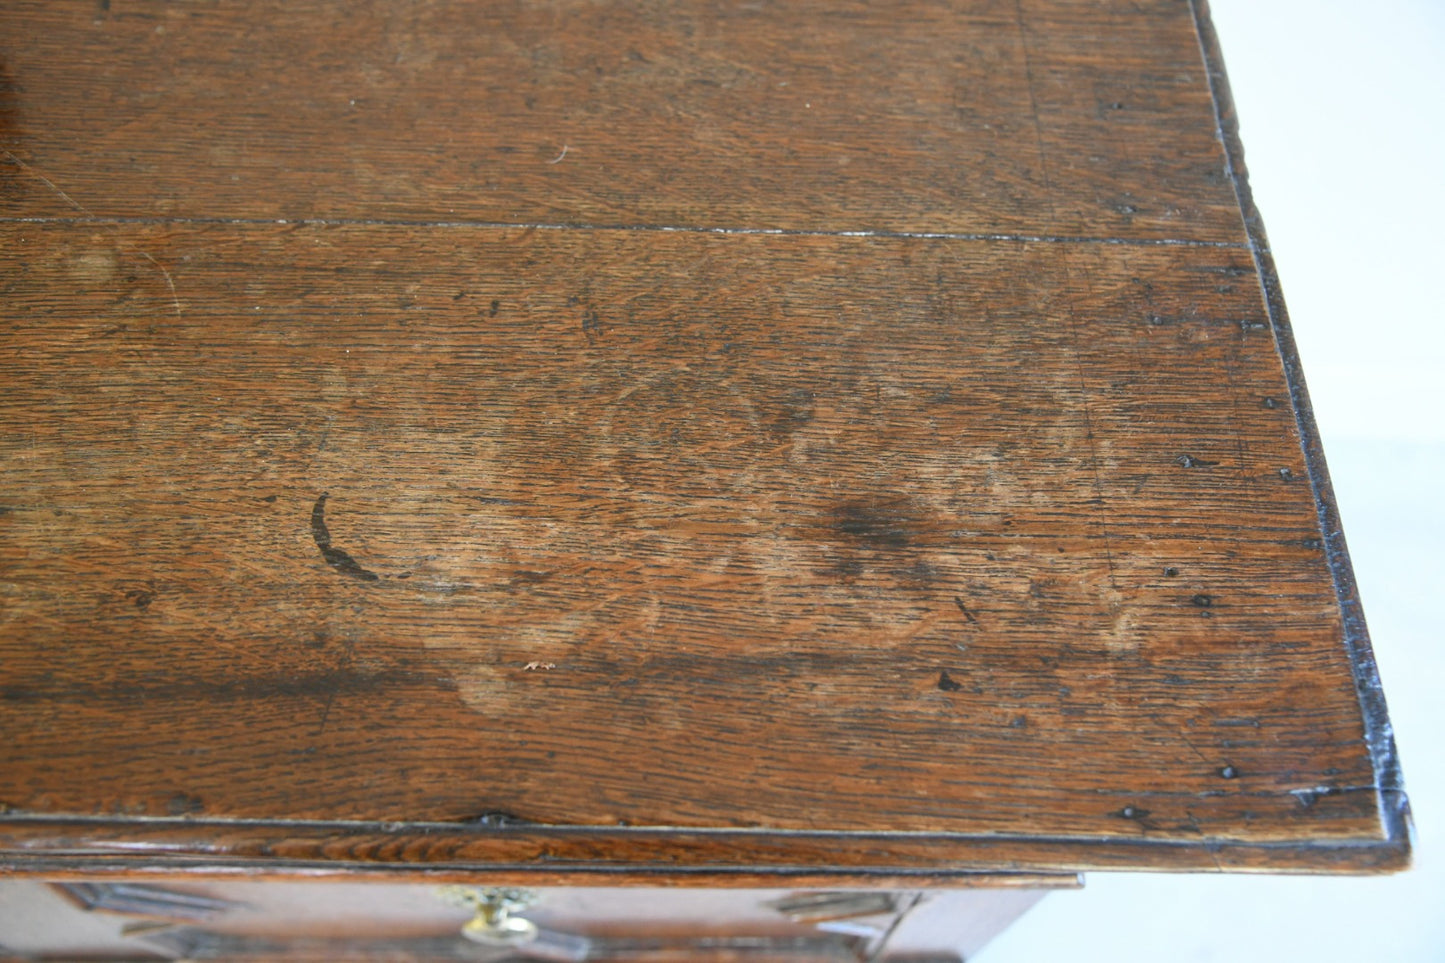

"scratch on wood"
[138,251,182,316]
[3,149,181,316]
[315,687,337,736]
[3,149,87,212]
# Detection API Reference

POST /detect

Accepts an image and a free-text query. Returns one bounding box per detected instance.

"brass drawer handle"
[438,886,540,947]
[437,887,591,961]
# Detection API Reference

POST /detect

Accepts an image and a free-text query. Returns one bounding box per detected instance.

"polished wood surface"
[0,0,1408,882]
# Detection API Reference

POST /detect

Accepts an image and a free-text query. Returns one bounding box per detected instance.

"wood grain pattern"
[0,0,1408,881]
[0,222,1400,867]
[0,0,1240,240]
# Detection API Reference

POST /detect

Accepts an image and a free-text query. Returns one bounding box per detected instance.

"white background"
[981,1,1445,959]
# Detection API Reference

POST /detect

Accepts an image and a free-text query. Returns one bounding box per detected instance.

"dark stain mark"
[166,793,204,816]
[1213,717,1261,728]
[1262,396,1280,409]
[1239,319,1268,333]
[507,569,554,590]
[833,497,926,550]
[261,494,279,503]
[468,494,524,506]
[453,290,467,300]
[1117,805,1151,821]
[899,559,939,588]
[1163,566,1180,577]
[1219,765,1240,779]
[1191,594,1214,608]
[465,811,536,827]
[1146,313,1178,327]
[1278,467,1296,482]
[765,387,816,438]
[571,295,603,341]
[1175,453,1219,469]
[1199,264,1251,277]
[937,670,963,692]
[310,493,380,582]
[490,298,501,317]
[125,588,155,610]
[953,596,978,623]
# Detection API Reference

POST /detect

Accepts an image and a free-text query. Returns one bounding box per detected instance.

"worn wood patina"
[0,0,1408,892]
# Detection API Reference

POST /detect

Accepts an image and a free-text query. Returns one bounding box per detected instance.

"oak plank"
[0,223,1392,870]
[0,0,1240,240]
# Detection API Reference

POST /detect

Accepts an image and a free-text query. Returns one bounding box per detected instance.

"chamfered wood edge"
[0,800,1412,879]
[0,862,1080,891]
[1186,0,1412,864]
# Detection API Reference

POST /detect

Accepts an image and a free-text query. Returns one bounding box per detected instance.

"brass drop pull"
[437,887,591,961]
[438,886,540,946]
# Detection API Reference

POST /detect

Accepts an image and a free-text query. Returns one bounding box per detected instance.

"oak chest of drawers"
[0,0,1409,959]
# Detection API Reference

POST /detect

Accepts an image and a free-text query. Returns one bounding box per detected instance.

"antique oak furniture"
[0,0,1410,959]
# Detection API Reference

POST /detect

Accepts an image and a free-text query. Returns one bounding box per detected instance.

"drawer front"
[0,880,1049,961]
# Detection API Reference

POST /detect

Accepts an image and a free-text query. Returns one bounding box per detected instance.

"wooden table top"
[0,0,1409,879]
